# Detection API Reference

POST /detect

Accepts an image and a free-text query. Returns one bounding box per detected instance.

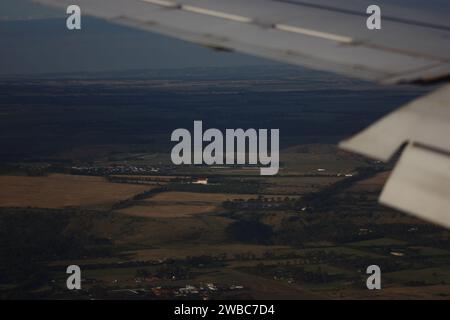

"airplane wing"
[33,0,450,227]
[340,84,450,228]
[34,0,450,84]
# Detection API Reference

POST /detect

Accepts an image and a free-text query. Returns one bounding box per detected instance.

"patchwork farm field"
[0,72,448,300]
[0,174,151,209]
[1,160,449,300]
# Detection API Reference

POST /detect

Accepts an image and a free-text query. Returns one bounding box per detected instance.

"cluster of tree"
[111,187,167,210]
[223,196,297,210]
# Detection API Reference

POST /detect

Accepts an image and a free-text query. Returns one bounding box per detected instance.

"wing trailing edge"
[379,143,450,228]
[340,84,450,228]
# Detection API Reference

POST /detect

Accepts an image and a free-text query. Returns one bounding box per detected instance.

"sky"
[0,0,276,76]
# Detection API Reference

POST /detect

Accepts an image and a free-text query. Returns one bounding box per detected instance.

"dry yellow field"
[0,174,151,209]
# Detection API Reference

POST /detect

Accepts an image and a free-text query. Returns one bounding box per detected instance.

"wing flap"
[340,84,450,161]
[340,84,450,228]
[380,143,450,228]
